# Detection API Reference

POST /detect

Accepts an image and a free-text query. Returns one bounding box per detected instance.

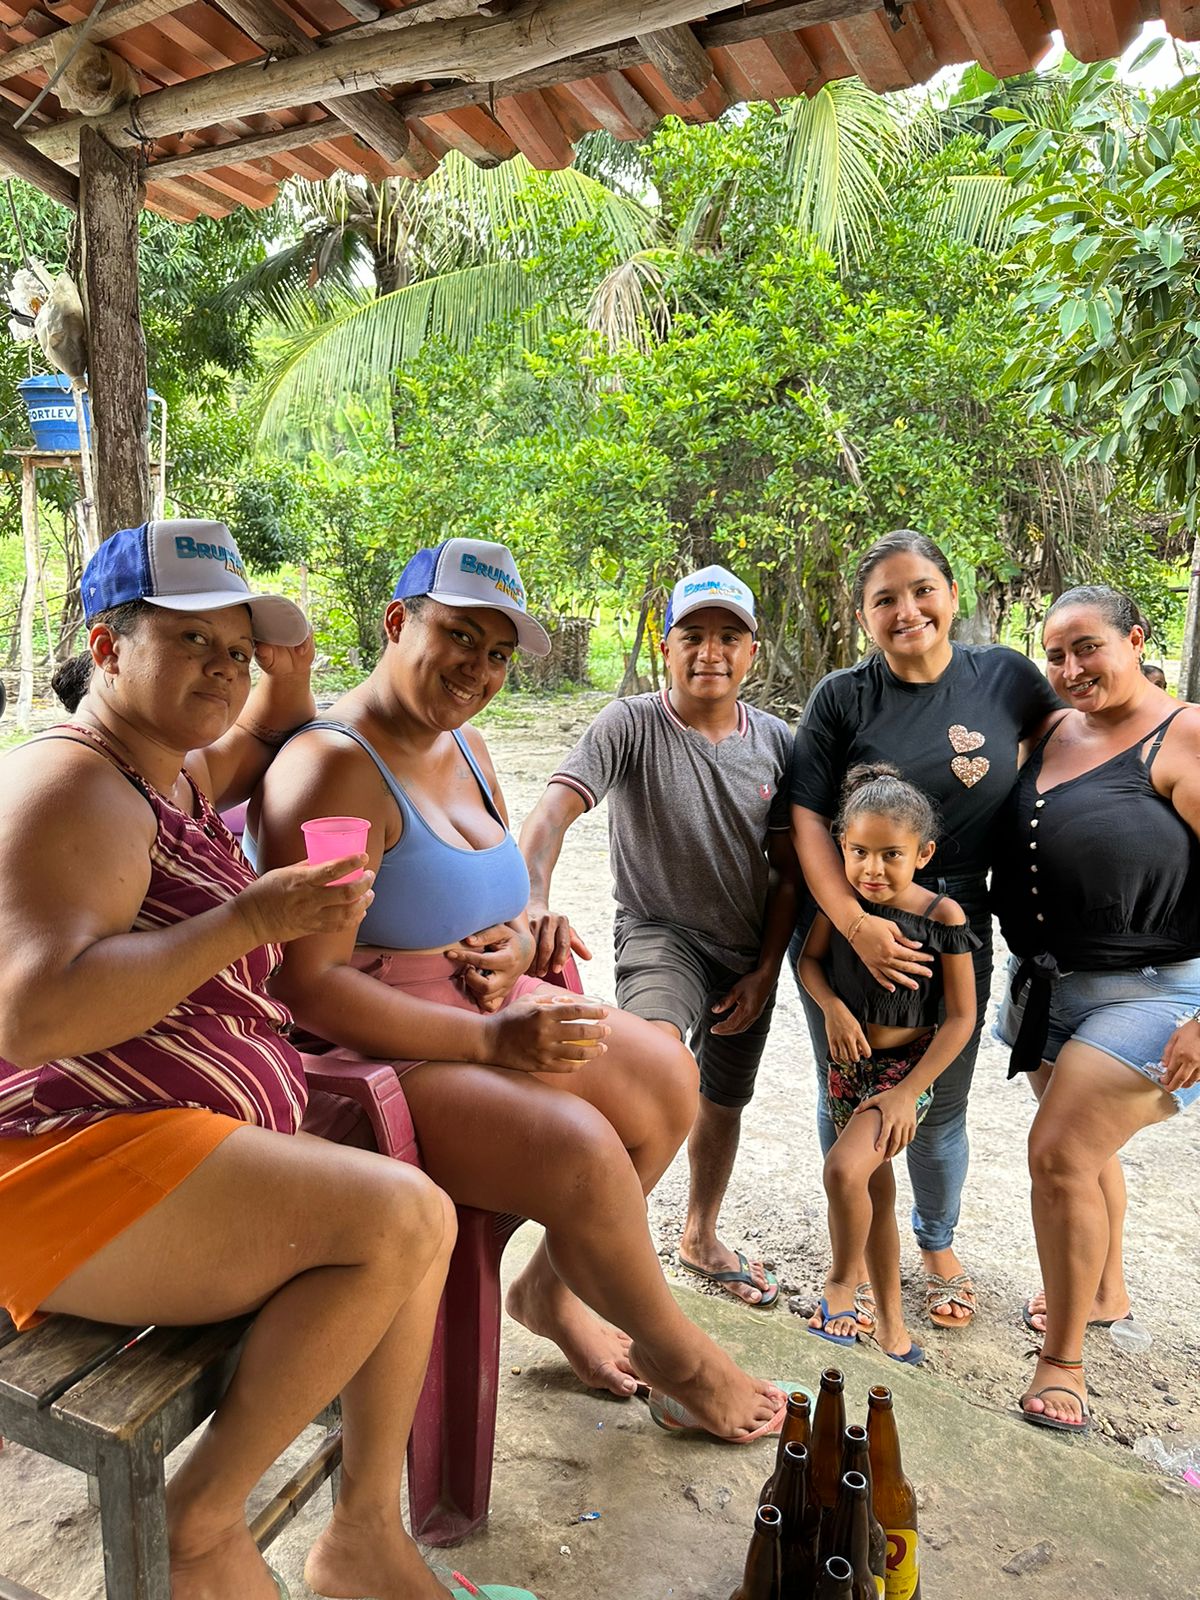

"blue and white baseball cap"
[665,564,757,633]
[82,520,308,646]
[393,538,551,657]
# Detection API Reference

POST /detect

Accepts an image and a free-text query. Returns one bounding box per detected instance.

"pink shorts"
[307,950,547,1077]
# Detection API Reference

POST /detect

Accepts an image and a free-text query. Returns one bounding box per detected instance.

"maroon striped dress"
[0,724,307,1138]
[0,725,310,1328]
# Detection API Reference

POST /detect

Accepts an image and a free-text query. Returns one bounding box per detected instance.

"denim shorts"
[994,954,1200,1112]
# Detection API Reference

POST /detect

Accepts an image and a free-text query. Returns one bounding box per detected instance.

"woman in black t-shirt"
[992,586,1200,1435]
[790,530,1060,1334]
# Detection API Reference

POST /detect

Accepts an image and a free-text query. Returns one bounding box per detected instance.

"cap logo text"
[175,534,246,582]
[683,579,742,599]
[460,552,524,605]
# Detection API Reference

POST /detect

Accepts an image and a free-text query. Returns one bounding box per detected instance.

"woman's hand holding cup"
[237,856,375,946]
[237,817,375,945]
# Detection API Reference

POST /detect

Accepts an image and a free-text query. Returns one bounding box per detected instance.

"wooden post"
[17,461,39,728]
[78,125,151,540]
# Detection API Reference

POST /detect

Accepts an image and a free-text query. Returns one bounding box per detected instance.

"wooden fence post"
[79,124,151,539]
[17,460,39,728]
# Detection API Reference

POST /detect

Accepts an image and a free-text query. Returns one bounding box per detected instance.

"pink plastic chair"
[300,952,584,1547]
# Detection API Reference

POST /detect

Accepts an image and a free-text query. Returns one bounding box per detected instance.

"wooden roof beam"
[128,0,891,182]
[28,0,756,164]
[636,23,713,102]
[0,115,78,208]
[211,0,437,176]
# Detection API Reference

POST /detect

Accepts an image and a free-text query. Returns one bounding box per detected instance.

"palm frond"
[211,230,363,320]
[777,80,903,264]
[250,262,546,441]
[424,153,657,261]
[586,250,674,354]
[925,172,1026,252]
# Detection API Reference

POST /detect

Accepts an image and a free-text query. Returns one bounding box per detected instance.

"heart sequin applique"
[948,724,985,754]
[951,755,990,788]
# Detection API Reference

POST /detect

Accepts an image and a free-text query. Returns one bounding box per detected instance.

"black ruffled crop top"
[826,893,981,1029]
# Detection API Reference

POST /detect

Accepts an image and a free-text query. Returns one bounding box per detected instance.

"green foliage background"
[2,53,1193,708]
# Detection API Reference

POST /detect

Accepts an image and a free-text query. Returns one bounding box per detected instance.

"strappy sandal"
[925,1271,976,1329]
[1018,1355,1091,1436]
[854,1281,877,1337]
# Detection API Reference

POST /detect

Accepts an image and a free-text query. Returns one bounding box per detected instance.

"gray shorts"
[613,912,775,1109]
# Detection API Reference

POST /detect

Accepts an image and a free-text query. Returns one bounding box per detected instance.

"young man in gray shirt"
[520,565,798,1308]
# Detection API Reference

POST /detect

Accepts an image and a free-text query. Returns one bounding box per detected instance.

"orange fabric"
[0,1109,239,1331]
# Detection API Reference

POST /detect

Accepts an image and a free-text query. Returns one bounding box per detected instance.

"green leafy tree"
[993,49,1200,687]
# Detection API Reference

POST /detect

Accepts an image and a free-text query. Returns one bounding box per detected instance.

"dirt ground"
[2,689,1198,1598]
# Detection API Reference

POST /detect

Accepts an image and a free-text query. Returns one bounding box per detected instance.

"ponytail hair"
[835,761,939,845]
[51,654,94,712]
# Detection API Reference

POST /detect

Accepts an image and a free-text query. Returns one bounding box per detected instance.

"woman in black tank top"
[992,586,1200,1437]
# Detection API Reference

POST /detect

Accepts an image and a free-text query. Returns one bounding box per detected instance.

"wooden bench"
[0,1309,341,1600]
[0,958,583,1596]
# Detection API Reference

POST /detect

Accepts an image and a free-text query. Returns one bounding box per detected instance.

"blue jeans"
[790,875,992,1254]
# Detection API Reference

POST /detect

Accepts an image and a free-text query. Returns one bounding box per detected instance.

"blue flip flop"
[678,1250,780,1308]
[806,1296,859,1347]
[269,1569,289,1600]
[887,1342,925,1367]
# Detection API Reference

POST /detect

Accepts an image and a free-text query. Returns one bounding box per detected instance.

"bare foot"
[1023,1286,1131,1335]
[506,1261,638,1397]
[872,1304,918,1362]
[630,1339,784,1439]
[679,1233,776,1307]
[921,1247,975,1323]
[166,1516,281,1600]
[808,1276,859,1341]
[1021,1357,1089,1428]
[306,1505,451,1600]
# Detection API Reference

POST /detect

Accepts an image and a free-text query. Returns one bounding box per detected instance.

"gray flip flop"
[677,1250,780,1308]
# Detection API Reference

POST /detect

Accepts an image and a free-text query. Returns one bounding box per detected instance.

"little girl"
[799,763,980,1364]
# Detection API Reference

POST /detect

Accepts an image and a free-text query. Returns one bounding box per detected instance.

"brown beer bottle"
[866,1385,921,1600]
[774,1442,818,1597]
[760,1391,813,1507]
[809,1367,847,1536]
[730,1502,783,1600]
[822,1471,879,1600]
[816,1556,855,1600]
[838,1423,887,1591]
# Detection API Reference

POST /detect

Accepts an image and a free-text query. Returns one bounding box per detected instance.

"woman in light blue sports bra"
[256,540,791,1445]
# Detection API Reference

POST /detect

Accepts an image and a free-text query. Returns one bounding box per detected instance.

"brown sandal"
[925,1271,976,1329]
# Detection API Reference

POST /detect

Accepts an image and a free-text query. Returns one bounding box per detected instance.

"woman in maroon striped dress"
[0,521,461,1600]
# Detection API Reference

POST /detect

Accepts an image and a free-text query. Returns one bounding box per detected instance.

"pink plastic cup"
[300,816,370,884]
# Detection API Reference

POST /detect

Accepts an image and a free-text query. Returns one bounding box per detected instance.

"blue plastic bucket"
[18,373,91,450]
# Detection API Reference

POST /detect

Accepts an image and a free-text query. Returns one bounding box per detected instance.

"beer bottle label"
[885,1529,920,1599]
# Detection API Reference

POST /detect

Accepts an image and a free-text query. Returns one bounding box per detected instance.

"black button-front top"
[992,708,1200,1073]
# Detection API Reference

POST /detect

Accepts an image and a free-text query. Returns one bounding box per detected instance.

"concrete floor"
[268,1224,1199,1600]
